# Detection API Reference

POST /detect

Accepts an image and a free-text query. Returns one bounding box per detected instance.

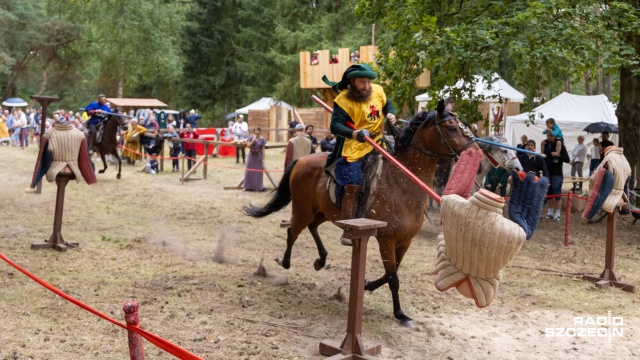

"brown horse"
[88,114,123,179]
[243,101,478,325]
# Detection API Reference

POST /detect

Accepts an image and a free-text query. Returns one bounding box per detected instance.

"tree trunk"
[564,79,571,93]
[585,69,592,95]
[617,65,640,184]
[604,74,612,98]
[595,66,602,95]
[118,57,125,98]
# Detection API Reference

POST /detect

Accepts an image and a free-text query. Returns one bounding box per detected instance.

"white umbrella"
[2,97,28,107]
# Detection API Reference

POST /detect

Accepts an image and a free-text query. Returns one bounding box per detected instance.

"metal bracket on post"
[319,218,386,360]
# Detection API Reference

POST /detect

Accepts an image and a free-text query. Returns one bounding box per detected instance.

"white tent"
[505,92,619,173]
[415,73,526,109]
[235,97,293,115]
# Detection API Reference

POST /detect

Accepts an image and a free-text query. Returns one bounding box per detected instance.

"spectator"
[34,108,42,144]
[121,118,148,165]
[0,110,9,145]
[177,110,188,130]
[484,167,509,196]
[350,52,356,63]
[284,124,311,168]
[26,108,35,145]
[445,98,455,113]
[320,129,336,152]
[311,51,319,65]
[143,129,165,174]
[540,118,564,154]
[353,50,360,62]
[166,114,177,128]
[517,135,528,149]
[570,135,588,193]
[187,109,201,128]
[180,123,199,171]
[330,54,339,64]
[244,126,267,191]
[543,132,569,221]
[517,139,548,178]
[305,124,318,153]
[587,138,603,176]
[10,108,25,147]
[165,125,181,172]
[232,115,248,164]
[600,131,614,152]
[287,119,299,140]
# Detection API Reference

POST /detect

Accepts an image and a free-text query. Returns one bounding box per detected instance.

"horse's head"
[396,100,478,159]
[481,135,523,172]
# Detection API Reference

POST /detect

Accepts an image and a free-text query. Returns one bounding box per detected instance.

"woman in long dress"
[244,127,267,191]
[0,111,10,145]
[122,119,148,164]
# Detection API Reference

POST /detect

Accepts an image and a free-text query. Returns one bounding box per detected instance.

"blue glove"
[508,171,549,240]
[356,129,370,143]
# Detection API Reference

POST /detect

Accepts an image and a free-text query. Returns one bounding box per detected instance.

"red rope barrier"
[118,145,284,173]
[0,252,204,360]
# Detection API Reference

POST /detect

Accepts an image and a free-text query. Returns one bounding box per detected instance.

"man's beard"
[346,86,372,102]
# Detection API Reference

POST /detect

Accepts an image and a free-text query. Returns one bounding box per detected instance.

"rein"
[410,112,475,161]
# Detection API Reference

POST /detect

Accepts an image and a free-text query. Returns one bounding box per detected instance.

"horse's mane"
[394,110,437,154]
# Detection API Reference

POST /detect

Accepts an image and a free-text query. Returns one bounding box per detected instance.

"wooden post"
[583,210,636,292]
[123,300,145,360]
[30,95,60,194]
[31,172,79,251]
[160,142,165,172]
[203,143,208,180]
[319,219,386,360]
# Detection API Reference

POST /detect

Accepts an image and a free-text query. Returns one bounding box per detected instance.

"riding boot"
[339,184,361,246]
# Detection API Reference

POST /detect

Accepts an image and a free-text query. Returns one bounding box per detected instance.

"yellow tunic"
[122,125,148,161]
[0,116,9,140]
[334,83,386,162]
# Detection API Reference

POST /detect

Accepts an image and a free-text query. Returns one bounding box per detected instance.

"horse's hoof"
[98,169,105,174]
[313,259,324,271]
[400,319,416,328]
[117,174,121,179]
[274,257,290,269]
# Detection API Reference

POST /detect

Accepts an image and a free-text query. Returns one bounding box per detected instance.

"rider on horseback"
[85,94,111,145]
[322,64,397,240]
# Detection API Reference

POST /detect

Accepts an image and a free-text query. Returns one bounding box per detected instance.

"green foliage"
[355,0,640,121]
[0,0,81,100]
[182,0,370,125]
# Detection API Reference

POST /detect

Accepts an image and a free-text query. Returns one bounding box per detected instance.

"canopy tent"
[235,97,293,115]
[106,98,167,108]
[415,73,526,109]
[505,92,619,173]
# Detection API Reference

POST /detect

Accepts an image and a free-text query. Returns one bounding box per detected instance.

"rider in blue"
[85,94,111,144]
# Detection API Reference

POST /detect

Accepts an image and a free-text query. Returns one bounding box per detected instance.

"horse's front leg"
[307,219,328,271]
[98,152,108,174]
[114,149,122,179]
[388,271,414,326]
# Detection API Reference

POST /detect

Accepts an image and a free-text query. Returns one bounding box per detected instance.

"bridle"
[409,110,476,160]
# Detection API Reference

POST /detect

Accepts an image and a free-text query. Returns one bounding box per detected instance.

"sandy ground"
[0,144,639,360]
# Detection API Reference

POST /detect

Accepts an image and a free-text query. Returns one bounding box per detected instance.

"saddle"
[326,152,383,214]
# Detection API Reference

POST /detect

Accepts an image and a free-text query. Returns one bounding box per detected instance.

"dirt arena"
[0,144,639,360]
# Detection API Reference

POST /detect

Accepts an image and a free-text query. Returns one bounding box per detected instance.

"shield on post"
[583,121,619,134]
[2,97,29,107]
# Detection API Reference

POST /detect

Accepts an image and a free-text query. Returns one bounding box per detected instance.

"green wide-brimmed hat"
[322,64,377,94]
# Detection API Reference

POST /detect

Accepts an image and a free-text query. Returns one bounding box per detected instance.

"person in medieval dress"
[122,118,148,165]
[243,126,267,191]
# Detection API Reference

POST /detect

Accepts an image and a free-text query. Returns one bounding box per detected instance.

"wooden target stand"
[31,169,80,252]
[318,218,386,359]
[583,207,636,293]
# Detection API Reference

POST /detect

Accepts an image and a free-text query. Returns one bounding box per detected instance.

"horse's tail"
[242,159,297,218]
